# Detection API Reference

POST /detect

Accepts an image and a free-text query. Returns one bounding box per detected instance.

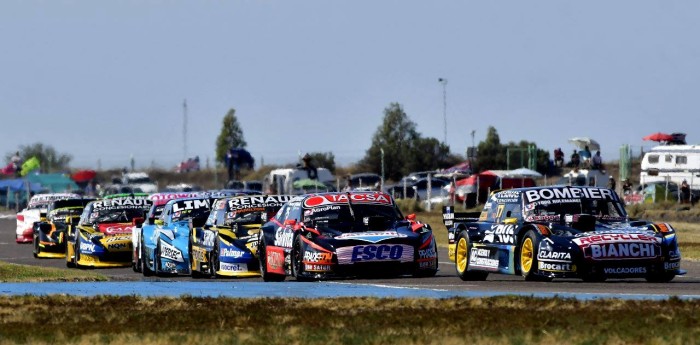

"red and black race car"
[257,192,438,281]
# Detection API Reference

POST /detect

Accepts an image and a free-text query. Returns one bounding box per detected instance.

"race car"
[140,196,212,276]
[32,197,95,258]
[15,193,81,243]
[132,192,204,272]
[257,192,438,281]
[65,196,152,268]
[190,194,293,278]
[443,186,685,282]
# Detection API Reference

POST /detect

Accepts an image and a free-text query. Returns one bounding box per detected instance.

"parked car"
[386,177,449,201]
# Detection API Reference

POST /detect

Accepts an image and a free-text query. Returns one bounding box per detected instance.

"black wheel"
[141,237,154,277]
[454,230,489,281]
[209,237,220,278]
[519,230,552,282]
[153,240,162,276]
[32,233,39,258]
[292,235,314,282]
[258,235,285,282]
[74,236,83,269]
[645,270,676,283]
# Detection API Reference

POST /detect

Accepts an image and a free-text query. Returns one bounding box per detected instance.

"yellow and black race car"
[65,195,151,268]
[32,198,95,258]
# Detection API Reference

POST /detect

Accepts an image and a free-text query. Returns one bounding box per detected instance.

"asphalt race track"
[1,219,699,298]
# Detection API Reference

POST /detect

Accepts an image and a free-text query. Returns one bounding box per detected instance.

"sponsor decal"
[603,267,647,275]
[469,248,499,269]
[274,228,294,248]
[92,198,151,210]
[202,231,215,247]
[336,244,414,265]
[266,246,285,274]
[304,264,332,272]
[160,242,184,262]
[101,226,133,235]
[418,247,437,259]
[448,233,455,240]
[419,261,437,269]
[220,262,247,272]
[573,233,659,245]
[583,243,659,260]
[335,231,407,243]
[191,248,206,261]
[107,243,127,250]
[484,224,515,244]
[164,262,177,269]
[172,199,210,213]
[105,235,131,243]
[303,251,333,263]
[537,250,572,261]
[538,262,575,272]
[220,248,246,258]
[664,261,681,270]
[228,195,292,210]
[303,193,392,207]
[80,242,96,253]
[523,187,616,204]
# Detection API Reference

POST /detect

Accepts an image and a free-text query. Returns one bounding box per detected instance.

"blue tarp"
[0,178,43,192]
[26,173,78,193]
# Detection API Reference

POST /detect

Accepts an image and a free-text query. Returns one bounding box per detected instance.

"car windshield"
[226,209,263,225]
[129,177,153,184]
[90,208,145,224]
[172,207,210,223]
[50,207,83,219]
[303,204,402,233]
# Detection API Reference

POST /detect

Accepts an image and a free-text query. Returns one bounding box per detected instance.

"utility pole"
[438,78,448,144]
[183,99,188,161]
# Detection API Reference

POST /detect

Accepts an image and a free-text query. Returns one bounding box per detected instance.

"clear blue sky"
[2,1,698,170]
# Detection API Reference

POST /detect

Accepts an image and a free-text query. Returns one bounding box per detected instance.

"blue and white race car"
[139,197,212,276]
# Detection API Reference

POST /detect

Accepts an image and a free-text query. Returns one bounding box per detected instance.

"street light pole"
[438,78,448,145]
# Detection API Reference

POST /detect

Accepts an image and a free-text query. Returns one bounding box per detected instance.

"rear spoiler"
[442,206,481,228]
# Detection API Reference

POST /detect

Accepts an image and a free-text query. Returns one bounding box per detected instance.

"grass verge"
[0,296,697,345]
[0,261,108,282]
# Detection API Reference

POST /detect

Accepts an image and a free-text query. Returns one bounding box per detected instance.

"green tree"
[5,143,72,173]
[215,109,247,164]
[406,137,458,173]
[474,127,550,173]
[305,152,336,173]
[358,103,420,181]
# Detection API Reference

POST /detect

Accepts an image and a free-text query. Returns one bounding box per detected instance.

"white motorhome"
[263,167,336,195]
[640,144,700,190]
[121,172,158,193]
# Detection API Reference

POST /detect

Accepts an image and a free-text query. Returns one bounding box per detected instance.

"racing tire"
[74,236,83,269]
[454,230,489,281]
[153,239,163,277]
[141,238,154,277]
[65,242,75,268]
[32,233,40,258]
[519,230,552,282]
[292,235,314,282]
[209,237,221,278]
[645,271,676,283]
[258,236,285,282]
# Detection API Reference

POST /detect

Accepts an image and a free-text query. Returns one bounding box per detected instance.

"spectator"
[681,180,691,203]
[569,150,580,168]
[10,152,21,177]
[553,148,564,167]
[622,179,633,194]
[607,176,616,191]
[591,151,603,170]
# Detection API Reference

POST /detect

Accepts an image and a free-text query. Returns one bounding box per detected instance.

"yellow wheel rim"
[456,237,468,272]
[521,237,533,273]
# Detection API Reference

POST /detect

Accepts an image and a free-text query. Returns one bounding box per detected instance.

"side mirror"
[154,219,164,226]
[284,219,297,227]
[406,214,416,221]
[132,217,145,227]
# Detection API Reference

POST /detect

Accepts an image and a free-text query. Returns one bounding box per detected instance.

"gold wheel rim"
[521,238,533,273]
[456,237,468,272]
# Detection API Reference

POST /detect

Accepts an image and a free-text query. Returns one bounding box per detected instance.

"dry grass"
[0,262,108,282]
[0,296,697,345]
